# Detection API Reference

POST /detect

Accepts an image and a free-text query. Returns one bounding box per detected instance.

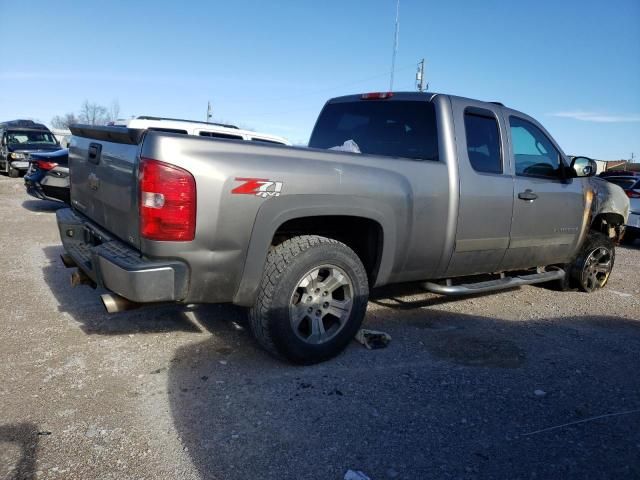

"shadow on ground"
[0,423,39,480]
[41,245,223,336]
[21,199,65,213]
[167,302,640,480]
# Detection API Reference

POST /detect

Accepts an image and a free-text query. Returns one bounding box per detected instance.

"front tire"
[249,235,369,364]
[8,167,20,178]
[569,232,615,292]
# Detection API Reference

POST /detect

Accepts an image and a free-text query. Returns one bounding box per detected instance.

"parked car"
[599,170,638,178]
[110,116,292,145]
[24,148,70,203]
[0,120,62,177]
[56,91,629,364]
[602,175,640,243]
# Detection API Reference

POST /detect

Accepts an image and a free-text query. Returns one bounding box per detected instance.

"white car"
[603,175,640,243]
[110,116,291,146]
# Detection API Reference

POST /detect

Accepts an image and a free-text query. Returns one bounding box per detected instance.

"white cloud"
[550,111,640,123]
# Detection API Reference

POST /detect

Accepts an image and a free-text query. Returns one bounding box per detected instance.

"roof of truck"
[0,119,51,131]
[134,116,239,129]
[327,91,511,109]
[114,117,291,145]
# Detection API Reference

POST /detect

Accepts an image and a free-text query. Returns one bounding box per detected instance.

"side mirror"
[571,156,597,177]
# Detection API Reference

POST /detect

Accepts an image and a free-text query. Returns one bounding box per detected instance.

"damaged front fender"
[588,176,630,240]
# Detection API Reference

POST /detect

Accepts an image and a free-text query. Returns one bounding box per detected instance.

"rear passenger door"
[500,114,584,270]
[446,99,514,277]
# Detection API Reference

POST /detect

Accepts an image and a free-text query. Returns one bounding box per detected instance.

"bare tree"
[79,100,108,125]
[50,113,79,130]
[108,99,120,123]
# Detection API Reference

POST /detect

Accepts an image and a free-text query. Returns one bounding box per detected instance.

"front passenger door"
[500,115,585,270]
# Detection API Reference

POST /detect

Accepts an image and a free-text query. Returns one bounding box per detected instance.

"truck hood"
[8,144,62,154]
[589,176,630,223]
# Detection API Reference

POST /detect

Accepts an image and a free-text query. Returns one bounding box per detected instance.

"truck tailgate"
[68,126,144,249]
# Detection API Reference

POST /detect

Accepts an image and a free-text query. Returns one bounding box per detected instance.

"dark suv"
[0,120,62,177]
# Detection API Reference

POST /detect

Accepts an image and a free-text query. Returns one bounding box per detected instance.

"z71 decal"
[232,178,284,198]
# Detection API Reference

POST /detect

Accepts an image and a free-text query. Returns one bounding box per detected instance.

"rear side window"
[148,127,188,134]
[251,138,284,145]
[309,100,439,161]
[464,110,502,174]
[199,131,243,140]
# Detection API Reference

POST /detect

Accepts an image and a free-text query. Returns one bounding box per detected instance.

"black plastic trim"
[69,125,145,145]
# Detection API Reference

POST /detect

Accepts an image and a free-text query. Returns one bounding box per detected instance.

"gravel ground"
[1,175,639,480]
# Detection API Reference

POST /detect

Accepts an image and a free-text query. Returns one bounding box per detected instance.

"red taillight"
[626,190,640,198]
[361,92,394,100]
[139,157,196,241]
[37,160,58,170]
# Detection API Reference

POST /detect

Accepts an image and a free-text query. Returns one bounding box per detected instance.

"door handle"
[518,189,538,201]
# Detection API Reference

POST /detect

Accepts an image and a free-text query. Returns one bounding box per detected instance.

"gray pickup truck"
[56,92,629,363]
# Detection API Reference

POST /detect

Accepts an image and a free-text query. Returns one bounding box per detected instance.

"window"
[6,130,57,145]
[148,128,187,134]
[199,131,243,140]
[251,138,285,145]
[464,110,502,174]
[510,117,561,178]
[309,100,439,161]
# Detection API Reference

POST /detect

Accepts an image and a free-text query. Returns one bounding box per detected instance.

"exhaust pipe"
[70,269,96,289]
[101,293,141,314]
[60,253,77,268]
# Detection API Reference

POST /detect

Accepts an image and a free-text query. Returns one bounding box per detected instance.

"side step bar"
[422,269,565,296]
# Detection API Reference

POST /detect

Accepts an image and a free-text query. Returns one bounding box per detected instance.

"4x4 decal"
[232,178,283,198]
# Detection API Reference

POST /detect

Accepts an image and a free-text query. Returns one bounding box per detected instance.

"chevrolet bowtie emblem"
[88,173,100,191]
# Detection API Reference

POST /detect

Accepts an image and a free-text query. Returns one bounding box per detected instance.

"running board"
[422,269,565,296]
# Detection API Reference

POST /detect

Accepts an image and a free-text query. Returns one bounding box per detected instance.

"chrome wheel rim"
[289,265,354,345]
[582,246,613,292]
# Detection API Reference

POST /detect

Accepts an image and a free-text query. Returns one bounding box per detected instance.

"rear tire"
[567,232,615,292]
[249,235,369,364]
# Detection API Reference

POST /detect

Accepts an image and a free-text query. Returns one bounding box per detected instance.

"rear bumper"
[56,208,189,303]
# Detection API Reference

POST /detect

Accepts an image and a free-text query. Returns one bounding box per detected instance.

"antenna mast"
[416,58,426,92]
[389,0,400,91]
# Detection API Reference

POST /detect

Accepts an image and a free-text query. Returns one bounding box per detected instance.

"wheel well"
[591,212,625,240]
[272,216,383,284]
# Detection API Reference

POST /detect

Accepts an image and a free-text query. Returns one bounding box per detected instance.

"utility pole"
[416,58,426,92]
[389,0,400,91]
[206,101,212,123]
[631,152,636,163]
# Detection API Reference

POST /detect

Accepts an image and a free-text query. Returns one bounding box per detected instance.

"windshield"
[7,130,58,146]
[309,100,439,161]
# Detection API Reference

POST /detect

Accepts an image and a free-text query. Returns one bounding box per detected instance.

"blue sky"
[1,0,638,159]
